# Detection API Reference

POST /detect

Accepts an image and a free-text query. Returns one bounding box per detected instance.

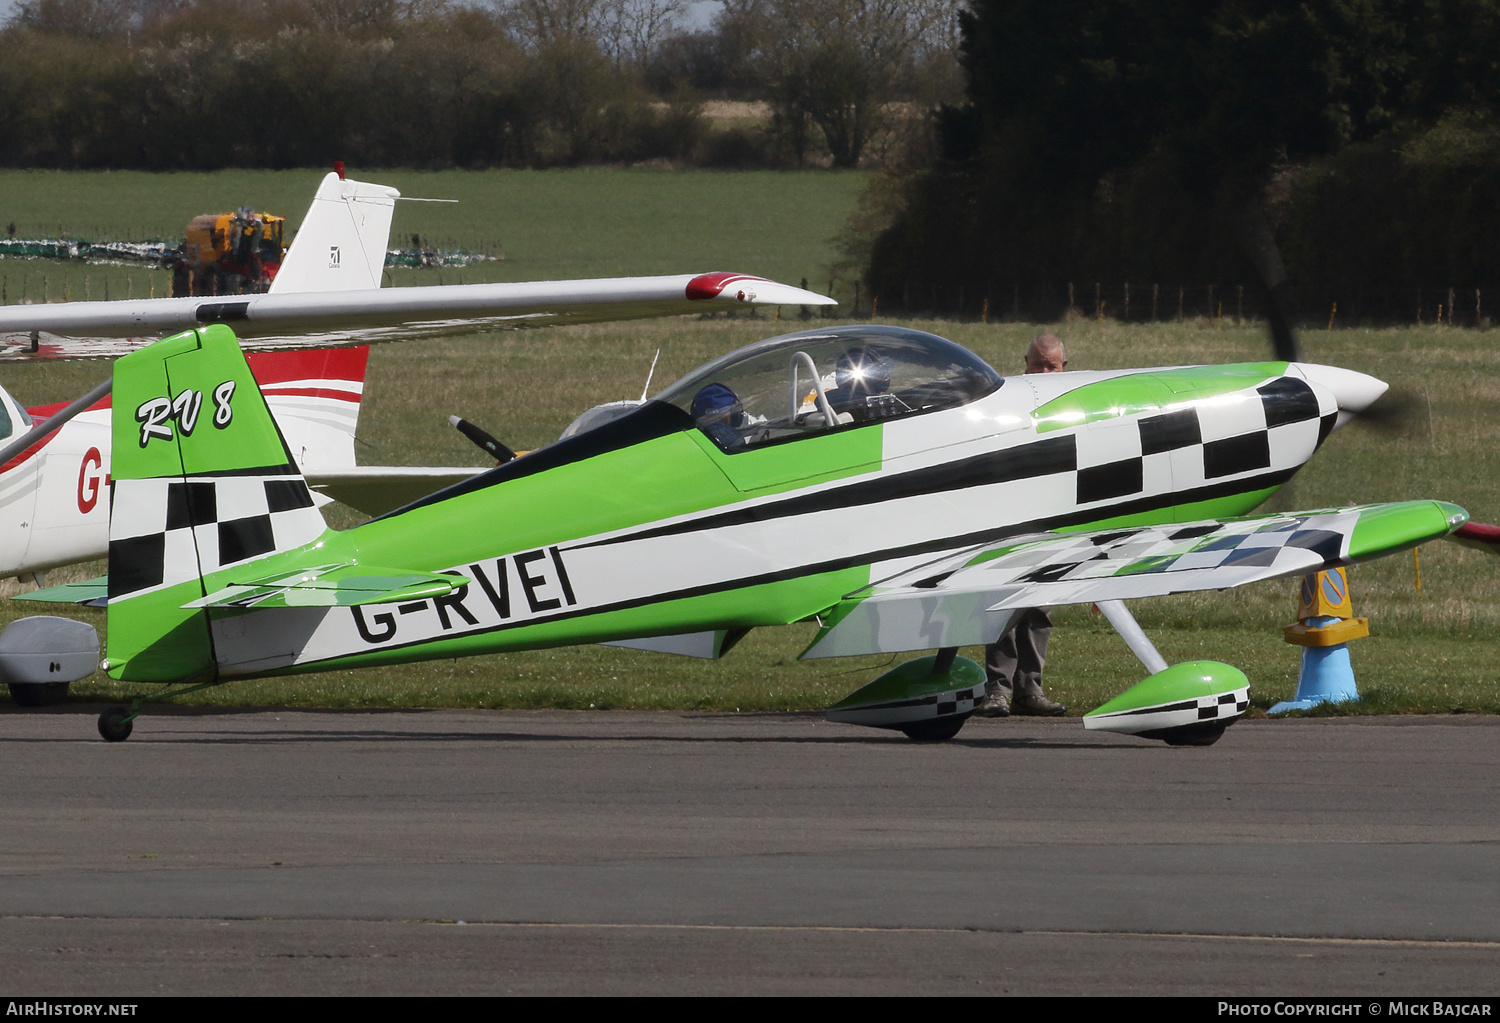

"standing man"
[978,332,1069,718]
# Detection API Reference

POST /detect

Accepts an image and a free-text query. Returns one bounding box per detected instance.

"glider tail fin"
[269,170,400,294]
[105,325,329,682]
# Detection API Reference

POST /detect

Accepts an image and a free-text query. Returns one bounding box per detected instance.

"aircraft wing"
[15,576,108,607]
[0,272,836,359]
[801,500,1468,659]
[304,466,487,517]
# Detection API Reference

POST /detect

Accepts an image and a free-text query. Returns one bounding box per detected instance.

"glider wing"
[0,272,836,359]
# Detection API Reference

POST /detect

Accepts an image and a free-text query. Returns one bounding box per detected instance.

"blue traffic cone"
[1268,569,1368,714]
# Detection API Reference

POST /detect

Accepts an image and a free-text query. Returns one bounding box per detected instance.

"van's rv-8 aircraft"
[27,318,1491,745]
[0,167,835,705]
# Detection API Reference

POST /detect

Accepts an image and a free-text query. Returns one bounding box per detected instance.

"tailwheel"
[900,713,970,743]
[97,706,134,743]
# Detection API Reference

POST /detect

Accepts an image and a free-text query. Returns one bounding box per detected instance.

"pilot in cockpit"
[691,382,754,450]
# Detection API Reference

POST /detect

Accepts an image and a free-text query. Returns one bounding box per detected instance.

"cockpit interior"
[654,325,1004,452]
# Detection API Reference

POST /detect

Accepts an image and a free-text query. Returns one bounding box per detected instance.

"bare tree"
[496,0,683,67]
[493,0,611,50]
[752,0,962,168]
[604,0,685,68]
[11,0,139,37]
[304,0,403,33]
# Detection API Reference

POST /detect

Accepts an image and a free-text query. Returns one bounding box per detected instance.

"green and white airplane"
[80,320,1476,744]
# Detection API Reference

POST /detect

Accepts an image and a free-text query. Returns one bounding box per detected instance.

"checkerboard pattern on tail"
[108,471,326,599]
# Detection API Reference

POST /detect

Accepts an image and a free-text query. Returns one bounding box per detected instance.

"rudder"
[269,171,400,294]
[105,325,329,682]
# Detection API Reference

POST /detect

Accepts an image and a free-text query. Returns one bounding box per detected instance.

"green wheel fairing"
[1084,661,1249,744]
[1086,661,1248,717]
[826,654,985,712]
[825,653,986,729]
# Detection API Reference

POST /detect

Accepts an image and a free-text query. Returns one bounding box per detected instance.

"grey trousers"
[983,608,1052,699]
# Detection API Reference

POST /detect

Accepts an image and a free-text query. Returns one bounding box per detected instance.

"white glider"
[0,171,834,359]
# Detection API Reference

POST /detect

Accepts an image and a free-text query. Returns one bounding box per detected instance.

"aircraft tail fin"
[105,325,329,682]
[269,170,399,294]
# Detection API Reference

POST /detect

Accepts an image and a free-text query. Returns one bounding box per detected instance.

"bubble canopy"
[654,325,1004,452]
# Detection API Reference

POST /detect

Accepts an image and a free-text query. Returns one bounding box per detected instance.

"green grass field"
[0,169,1497,718]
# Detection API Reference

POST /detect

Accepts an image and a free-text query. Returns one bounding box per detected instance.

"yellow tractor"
[168,206,286,297]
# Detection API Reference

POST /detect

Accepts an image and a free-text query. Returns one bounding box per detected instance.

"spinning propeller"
[1246,243,1419,436]
[1246,236,1500,551]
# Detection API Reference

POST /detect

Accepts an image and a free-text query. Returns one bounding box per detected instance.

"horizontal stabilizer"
[185,562,470,609]
[16,576,109,607]
[306,466,487,516]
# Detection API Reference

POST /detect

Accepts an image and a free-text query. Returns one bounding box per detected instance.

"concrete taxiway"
[1,707,1498,995]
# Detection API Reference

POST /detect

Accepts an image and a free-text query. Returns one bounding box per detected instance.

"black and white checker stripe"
[936,682,987,718]
[851,507,1362,632]
[999,510,1352,587]
[1198,691,1252,721]
[826,681,986,727]
[1073,375,1336,507]
[1085,686,1251,736]
[108,469,325,598]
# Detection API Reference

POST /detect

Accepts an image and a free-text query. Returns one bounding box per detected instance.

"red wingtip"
[685,272,769,301]
[1454,522,1500,547]
[334,161,346,180]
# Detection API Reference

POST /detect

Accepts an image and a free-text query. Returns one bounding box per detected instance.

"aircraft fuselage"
[205,358,1375,678]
